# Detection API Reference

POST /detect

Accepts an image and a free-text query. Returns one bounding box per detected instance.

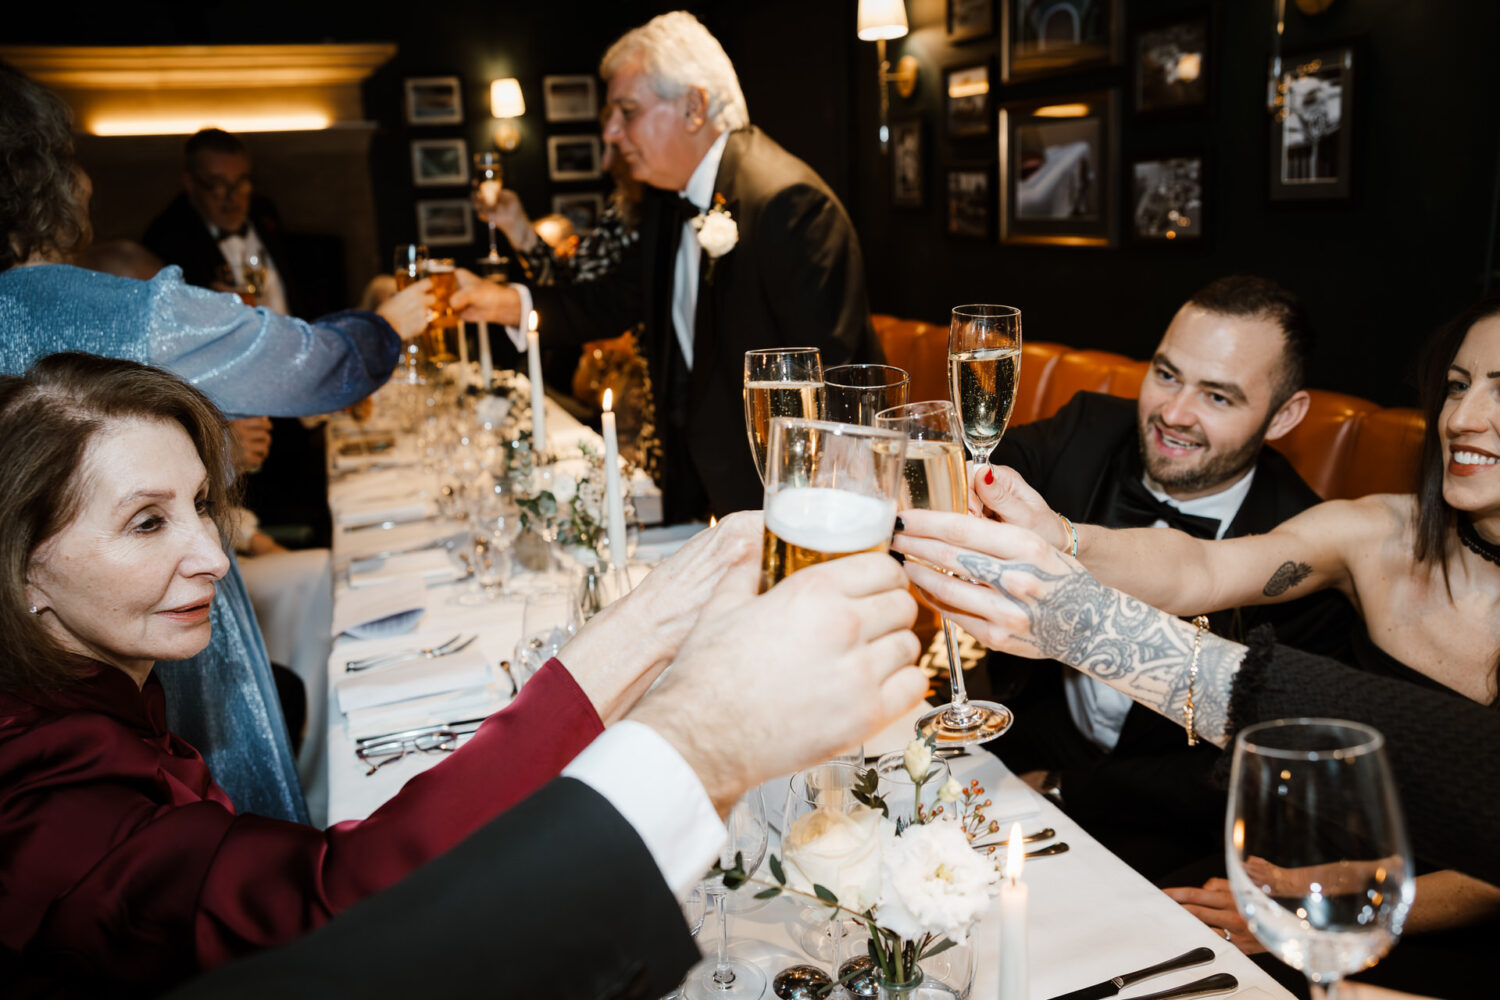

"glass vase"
[877,969,924,1000]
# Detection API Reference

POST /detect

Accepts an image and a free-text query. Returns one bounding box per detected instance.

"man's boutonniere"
[692,193,737,284]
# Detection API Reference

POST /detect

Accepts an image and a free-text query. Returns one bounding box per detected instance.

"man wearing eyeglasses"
[144,128,294,316]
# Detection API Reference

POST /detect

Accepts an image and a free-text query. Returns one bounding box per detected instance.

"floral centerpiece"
[515,443,634,567]
[714,738,1001,995]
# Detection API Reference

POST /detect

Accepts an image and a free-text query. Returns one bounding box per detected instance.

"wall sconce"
[857,0,918,153]
[490,78,525,151]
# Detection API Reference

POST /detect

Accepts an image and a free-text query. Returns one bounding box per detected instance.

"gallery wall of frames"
[854,0,1500,407]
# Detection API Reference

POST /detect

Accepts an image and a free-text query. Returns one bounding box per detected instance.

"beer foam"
[765,487,895,553]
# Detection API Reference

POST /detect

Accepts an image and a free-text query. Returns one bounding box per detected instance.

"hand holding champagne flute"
[743,347,826,483]
[948,304,1022,466]
[472,151,505,264]
[876,400,1011,745]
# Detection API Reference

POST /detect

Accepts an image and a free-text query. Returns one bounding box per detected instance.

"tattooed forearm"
[1262,560,1312,597]
[956,551,1244,748]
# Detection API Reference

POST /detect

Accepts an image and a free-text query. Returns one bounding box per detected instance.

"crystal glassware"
[683,788,770,1000]
[823,363,910,426]
[472,151,505,264]
[947,305,1022,468]
[743,347,825,483]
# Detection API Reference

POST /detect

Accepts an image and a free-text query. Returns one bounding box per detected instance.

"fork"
[345,634,472,672]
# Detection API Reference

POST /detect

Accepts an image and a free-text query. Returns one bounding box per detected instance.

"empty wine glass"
[453,485,520,605]
[823,364,910,426]
[513,586,576,683]
[1227,719,1414,1000]
[683,787,769,1000]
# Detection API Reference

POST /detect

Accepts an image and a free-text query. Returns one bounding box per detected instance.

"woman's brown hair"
[0,61,91,272]
[0,353,237,697]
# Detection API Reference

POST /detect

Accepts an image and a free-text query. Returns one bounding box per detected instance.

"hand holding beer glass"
[743,348,826,483]
[759,417,905,593]
[876,401,1012,745]
[422,257,459,365]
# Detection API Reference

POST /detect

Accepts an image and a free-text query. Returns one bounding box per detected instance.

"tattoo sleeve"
[956,552,1243,747]
[1262,560,1313,597]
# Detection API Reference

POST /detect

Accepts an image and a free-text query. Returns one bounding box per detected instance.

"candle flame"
[708,515,718,528]
[528,310,539,333]
[602,388,613,412]
[1006,822,1024,882]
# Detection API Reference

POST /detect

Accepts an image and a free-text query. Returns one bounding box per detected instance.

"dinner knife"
[1044,947,1216,1000]
[1118,973,1237,1000]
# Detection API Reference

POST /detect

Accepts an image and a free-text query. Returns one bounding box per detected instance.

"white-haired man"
[456,11,882,522]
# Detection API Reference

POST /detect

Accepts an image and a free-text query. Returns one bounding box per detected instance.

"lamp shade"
[490,78,525,119]
[857,0,909,40]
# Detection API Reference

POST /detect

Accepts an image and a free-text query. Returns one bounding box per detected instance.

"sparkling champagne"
[743,380,825,480]
[760,486,895,592]
[900,439,967,514]
[948,347,1020,459]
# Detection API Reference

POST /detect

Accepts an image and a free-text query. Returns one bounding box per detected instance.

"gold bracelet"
[1057,512,1078,558]
[1184,615,1210,746]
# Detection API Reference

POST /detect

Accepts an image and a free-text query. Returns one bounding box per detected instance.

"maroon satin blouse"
[0,657,602,997]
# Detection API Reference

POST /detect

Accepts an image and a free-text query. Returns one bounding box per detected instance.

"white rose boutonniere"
[692,194,737,283]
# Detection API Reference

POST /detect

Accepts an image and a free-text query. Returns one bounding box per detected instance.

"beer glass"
[759,417,905,593]
[948,305,1022,466]
[742,347,825,483]
[422,257,458,364]
[472,151,504,264]
[877,400,1012,746]
[823,364,909,426]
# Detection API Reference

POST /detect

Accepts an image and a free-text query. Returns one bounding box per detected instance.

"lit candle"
[457,319,469,369]
[477,320,493,390]
[600,388,628,570]
[999,822,1029,1000]
[526,310,547,453]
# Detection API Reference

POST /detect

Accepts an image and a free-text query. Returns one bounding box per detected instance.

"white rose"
[550,473,577,505]
[694,210,738,258]
[903,737,933,784]
[782,804,885,914]
[475,395,512,426]
[937,777,963,804]
[875,820,999,945]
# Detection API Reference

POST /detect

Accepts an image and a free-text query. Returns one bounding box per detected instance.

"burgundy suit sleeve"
[192,657,603,966]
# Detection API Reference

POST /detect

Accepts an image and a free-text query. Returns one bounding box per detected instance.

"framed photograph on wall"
[1270,44,1354,201]
[946,164,991,239]
[404,76,464,125]
[543,75,599,123]
[891,118,924,208]
[416,198,474,246]
[547,135,602,181]
[1130,155,1204,242]
[552,192,605,232]
[944,63,991,138]
[947,0,996,43]
[999,90,1118,246]
[1134,16,1209,114]
[1003,0,1121,82]
[410,138,470,187]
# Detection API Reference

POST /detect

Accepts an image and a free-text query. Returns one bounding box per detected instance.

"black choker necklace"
[1457,517,1500,566]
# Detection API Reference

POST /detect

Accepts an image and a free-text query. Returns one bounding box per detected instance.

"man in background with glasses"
[144,127,294,317]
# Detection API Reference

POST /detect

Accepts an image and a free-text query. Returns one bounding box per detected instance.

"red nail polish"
[983,467,995,485]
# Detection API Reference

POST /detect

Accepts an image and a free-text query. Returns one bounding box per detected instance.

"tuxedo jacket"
[531,126,882,519]
[164,779,699,1000]
[988,393,1357,843]
[143,193,303,318]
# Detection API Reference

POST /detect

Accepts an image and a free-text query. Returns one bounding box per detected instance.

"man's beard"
[1137,411,1272,496]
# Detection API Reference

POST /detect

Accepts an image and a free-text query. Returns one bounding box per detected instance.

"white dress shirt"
[671,129,730,372]
[1063,468,1257,752]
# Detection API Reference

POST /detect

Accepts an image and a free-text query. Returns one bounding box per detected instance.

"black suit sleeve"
[164,779,699,1000]
[528,224,648,354]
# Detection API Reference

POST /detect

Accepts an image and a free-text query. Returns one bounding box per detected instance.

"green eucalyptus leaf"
[769,854,786,885]
[919,938,957,960]
[753,887,782,899]
[813,884,838,905]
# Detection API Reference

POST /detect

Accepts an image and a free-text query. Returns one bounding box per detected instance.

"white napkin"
[328,467,426,504]
[335,646,492,714]
[349,549,462,588]
[984,770,1042,826]
[331,577,426,637]
[337,519,466,563]
[344,685,503,740]
[335,497,434,528]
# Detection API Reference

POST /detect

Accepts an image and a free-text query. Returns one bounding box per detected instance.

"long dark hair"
[0,353,237,697]
[0,62,91,272]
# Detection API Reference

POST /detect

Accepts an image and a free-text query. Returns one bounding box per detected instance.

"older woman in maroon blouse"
[0,353,757,996]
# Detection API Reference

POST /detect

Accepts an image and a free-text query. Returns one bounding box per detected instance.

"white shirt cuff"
[562,719,726,899]
[503,284,534,352]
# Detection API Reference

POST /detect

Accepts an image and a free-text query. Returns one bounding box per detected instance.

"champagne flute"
[743,347,826,483]
[683,787,769,1000]
[823,364,910,426]
[948,304,1022,467]
[1227,719,1414,1000]
[394,244,428,383]
[876,400,1013,746]
[472,151,504,264]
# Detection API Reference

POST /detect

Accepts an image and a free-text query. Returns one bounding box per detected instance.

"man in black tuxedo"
[985,275,1356,881]
[456,12,881,522]
[143,128,298,317]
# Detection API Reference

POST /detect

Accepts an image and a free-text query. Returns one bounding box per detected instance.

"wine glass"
[453,485,520,605]
[743,347,826,483]
[947,305,1022,468]
[683,787,770,1000]
[876,400,1013,746]
[1227,719,1414,1000]
[824,364,910,426]
[513,585,576,683]
[472,151,505,264]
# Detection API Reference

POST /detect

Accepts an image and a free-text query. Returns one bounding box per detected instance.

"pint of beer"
[759,417,905,592]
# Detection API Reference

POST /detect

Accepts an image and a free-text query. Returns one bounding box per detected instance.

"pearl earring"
[28,605,40,615]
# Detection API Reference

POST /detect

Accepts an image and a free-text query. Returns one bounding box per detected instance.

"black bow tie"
[676,196,703,224]
[217,224,250,241]
[1110,476,1221,539]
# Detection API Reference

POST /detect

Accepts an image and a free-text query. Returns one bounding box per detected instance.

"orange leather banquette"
[872,315,1426,501]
